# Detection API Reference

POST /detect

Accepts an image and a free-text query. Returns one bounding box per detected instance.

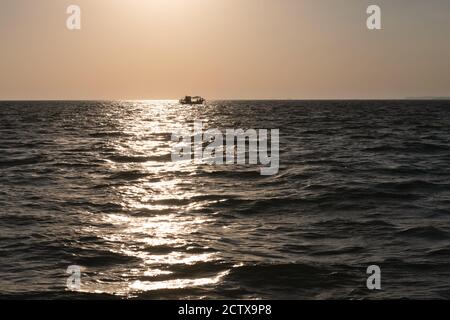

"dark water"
[1,100,450,299]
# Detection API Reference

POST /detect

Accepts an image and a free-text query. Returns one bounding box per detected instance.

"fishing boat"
[179,96,205,105]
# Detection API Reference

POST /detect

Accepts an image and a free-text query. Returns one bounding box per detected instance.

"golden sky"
[1,0,450,100]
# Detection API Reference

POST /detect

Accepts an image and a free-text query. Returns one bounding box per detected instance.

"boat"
[179,96,205,105]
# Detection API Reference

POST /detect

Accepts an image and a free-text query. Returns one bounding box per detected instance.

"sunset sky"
[1,0,449,100]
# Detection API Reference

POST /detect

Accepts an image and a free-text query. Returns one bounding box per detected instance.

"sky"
[0,0,449,100]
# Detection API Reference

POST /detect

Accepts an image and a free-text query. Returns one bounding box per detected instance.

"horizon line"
[1,97,450,102]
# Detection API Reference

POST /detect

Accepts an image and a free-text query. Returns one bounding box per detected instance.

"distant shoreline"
[405,97,450,100]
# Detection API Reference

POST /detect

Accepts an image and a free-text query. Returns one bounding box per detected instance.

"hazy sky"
[1,0,450,100]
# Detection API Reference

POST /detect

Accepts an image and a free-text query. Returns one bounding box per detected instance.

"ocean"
[1,100,450,299]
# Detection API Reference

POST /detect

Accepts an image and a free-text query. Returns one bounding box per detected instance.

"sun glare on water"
[69,101,229,297]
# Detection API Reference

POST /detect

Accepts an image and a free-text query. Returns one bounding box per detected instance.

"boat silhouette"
[179,96,205,105]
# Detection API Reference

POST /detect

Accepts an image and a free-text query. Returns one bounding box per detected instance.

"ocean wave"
[397,226,449,240]
[107,170,153,181]
[108,154,172,163]
[0,155,45,168]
